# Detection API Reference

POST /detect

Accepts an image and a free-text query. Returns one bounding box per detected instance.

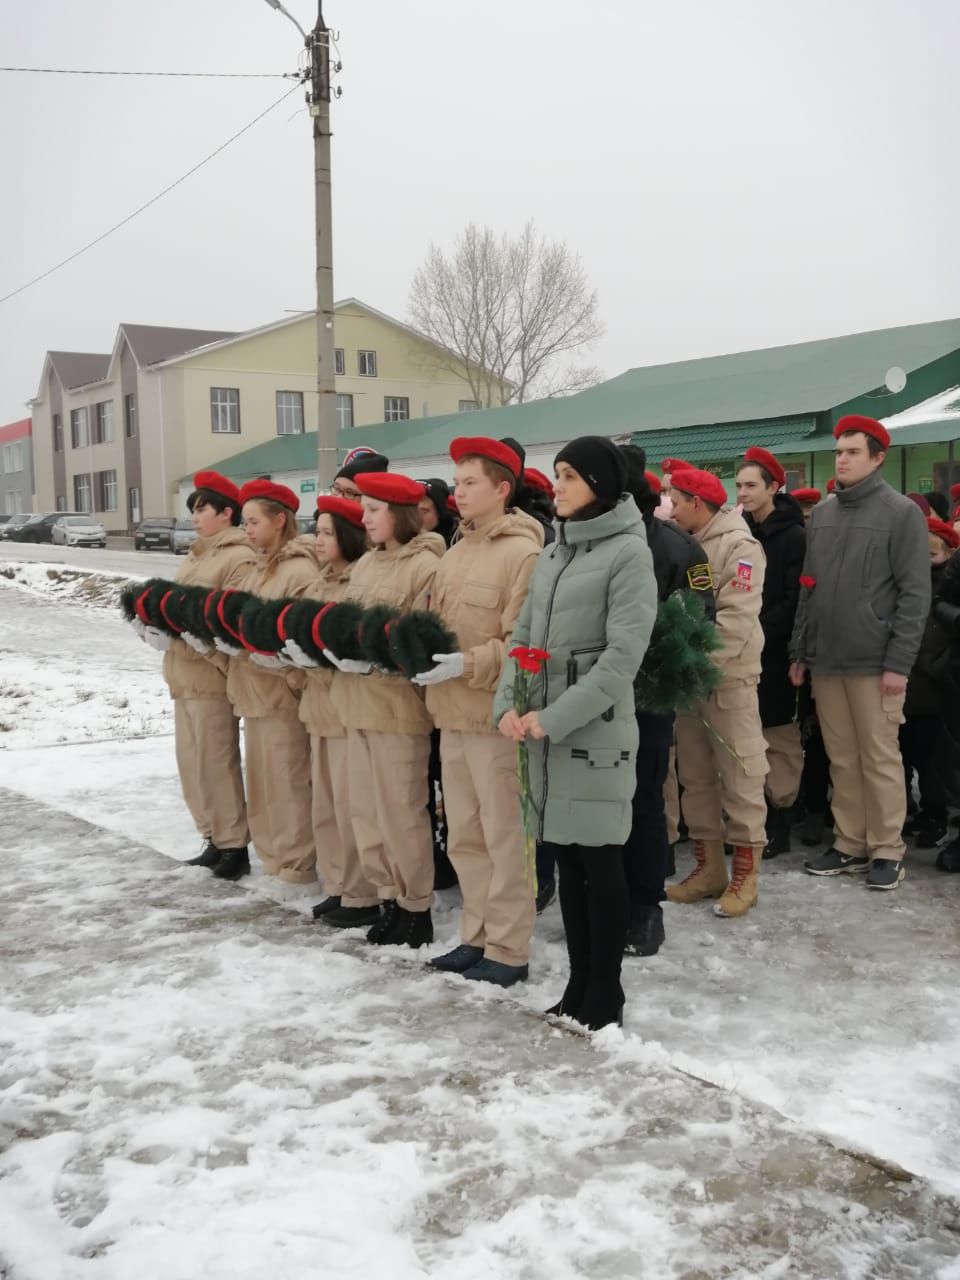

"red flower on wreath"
[799,576,817,590]
[509,645,551,674]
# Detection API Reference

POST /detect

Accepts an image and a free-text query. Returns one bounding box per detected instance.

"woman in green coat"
[495,437,657,1030]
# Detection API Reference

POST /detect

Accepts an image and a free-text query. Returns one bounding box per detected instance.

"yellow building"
[29,300,504,530]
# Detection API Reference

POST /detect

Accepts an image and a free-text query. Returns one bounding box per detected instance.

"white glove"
[129,618,146,639]
[323,649,374,675]
[143,626,172,652]
[282,638,319,669]
[412,653,465,686]
[214,636,243,657]
[250,652,285,670]
[182,631,211,654]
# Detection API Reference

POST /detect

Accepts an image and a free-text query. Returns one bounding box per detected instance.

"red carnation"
[509,645,551,674]
[799,576,816,589]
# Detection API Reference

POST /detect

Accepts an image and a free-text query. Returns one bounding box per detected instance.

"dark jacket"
[904,562,951,717]
[514,481,556,545]
[744,494,806,726]
[931,552,960,804]
[790,470,931,676]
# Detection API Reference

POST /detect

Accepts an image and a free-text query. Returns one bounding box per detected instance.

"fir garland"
[633,591,721,715]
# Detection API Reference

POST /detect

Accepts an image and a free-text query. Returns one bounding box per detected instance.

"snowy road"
[0,540,180,577]
[2,570,960,1278]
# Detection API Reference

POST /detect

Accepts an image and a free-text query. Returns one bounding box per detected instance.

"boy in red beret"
[790,415,931,889]
[668,468,769,918]
[415,437,543,986]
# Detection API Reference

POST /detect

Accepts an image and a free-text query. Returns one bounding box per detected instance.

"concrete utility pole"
[264,0,339,486]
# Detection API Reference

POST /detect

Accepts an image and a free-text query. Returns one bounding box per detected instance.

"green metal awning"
[776,417,960,455]
[628,417,817,463]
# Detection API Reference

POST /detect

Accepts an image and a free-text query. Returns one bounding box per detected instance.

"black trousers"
[802,720,831,814]
[542,841,629,1029]
[622,711,674,909]
[900,714,948,819]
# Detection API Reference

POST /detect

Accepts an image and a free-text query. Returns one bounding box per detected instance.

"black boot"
[184,840,221,869]
[936,837,960,873]
[311,895,342,919]
[763,806,792,860]
[322,904,381,929]
[624,904,665,957]
[433,842,458,890]
[801,810,827,846]
[386,906,434,949]
[366,900,399,944]
[212,847,250,880]
[666,844,676,879]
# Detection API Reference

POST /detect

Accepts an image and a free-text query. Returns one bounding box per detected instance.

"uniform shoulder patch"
[687,562,714,591]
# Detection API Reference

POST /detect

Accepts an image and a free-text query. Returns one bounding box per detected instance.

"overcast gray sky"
[2,0,959,424]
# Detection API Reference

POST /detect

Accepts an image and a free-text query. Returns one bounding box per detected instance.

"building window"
[124,393,137,439]
[458,400,479,413]
[53,413,63,453]
[358,350,377,378]
[56,495,67,512]
[276,390,305,436]
[73,473,92,513]
[4,490,23,515]
[95,469,118,512]
[70,407,89,449]
[335,348,345,376]
[129,486,141,524]
[1,443,23,473]
[384,396,409,422]
[94,400,114,444]
[210,387,240,434]
[335,393,354,430]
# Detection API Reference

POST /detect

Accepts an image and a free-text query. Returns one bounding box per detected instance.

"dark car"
[0,512,38,541]
[134,517,177,551]
[15,511,85,543]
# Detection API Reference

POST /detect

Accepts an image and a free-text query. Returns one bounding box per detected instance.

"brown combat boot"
[714,845,759,917]
[666,840,728,904]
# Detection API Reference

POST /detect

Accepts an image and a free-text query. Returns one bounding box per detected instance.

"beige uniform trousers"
[663,740,680,845]
[346,729,434,912]
[174,698,249,849]
[244,716,317,883]
[309,734,378,908]
[441,730,536,967]
[764,722,804,809]
[811,675,907,861]
[676,682,769,851]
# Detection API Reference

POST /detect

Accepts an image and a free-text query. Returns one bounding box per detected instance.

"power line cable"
[0,82,303,306]
[0,66,292,79]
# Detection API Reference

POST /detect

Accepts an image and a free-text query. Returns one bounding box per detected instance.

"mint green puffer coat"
[492,495,657,847]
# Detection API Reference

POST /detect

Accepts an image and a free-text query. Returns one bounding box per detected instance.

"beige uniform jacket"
[226,539,320,720]
[330,532,445,735]
[162,527,258,700]
[298,561,356,739]
[695,507,766,685]
[426,510,543,733]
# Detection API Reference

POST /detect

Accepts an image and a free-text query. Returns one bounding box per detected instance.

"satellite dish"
[885,366,907,394]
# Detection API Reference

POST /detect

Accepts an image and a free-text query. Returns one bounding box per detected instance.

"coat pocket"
[568,746,633,801]
[715,684,756,711]
[733,734,769,777]
[881,692,906,725]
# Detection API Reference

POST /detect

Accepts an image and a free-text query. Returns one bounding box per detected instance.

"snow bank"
[0,559,138,611]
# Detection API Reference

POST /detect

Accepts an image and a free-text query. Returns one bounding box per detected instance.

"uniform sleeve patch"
[687,562,714,591]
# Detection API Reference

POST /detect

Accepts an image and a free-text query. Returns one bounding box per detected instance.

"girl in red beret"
[152,471,258,880]
[329,473,446,948]
[224,480,321,885]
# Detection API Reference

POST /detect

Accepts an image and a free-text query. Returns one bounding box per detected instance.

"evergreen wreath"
[239,596,294,654]
[633,591,721,715]
[358,604,402,668]
[203,588,252,647]
[387,609,458,678]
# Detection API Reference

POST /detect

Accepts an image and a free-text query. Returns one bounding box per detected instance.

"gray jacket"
[789,470,930,676]
[492,495,657,847]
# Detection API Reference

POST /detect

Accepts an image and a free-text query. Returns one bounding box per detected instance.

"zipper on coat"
[538,541,576,840]
[566,644,605,688]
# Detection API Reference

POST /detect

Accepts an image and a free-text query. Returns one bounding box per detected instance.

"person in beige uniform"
[147,470,258,880]
[413,436,542,987]
[328,472,445,949]
[667,467,769,917]
[225,479,320,884]
[290,496,380,928]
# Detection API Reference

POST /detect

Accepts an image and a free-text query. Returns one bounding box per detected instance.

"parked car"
[0,514,10,525]
[0,512,39,541]
[171,517,198,555]
[51,515,107,548]
[134,517,176,551]
[14,512,85,544]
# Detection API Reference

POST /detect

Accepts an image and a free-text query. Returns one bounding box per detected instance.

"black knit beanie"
[418,477,450,518]
[335,451,390,482]
[500,437,527,469]
[554,436,627,505]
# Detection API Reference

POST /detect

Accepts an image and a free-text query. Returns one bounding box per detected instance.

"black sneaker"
[211,847,250,880]
[865,859,905,890]
[462,958,529,987]
[804,848,869,876]
[624,904,665,957]
[535,876,556,914]
[935,839,960,873]
[184,841,221,869]
[387,906,434,949]
[915,814,948,849]
[311,895,342,919]
[429,944,484,973]
[763,806,792,860]
[366,900,399,944]
[322,905,381,929]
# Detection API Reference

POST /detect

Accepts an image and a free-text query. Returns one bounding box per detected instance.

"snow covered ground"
[2,560,960,1279]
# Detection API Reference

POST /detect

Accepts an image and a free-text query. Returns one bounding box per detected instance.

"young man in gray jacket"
[789,415,930,889]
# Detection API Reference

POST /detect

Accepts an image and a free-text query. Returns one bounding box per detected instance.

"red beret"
[670,467,728,508]
[661,457,693,475]
[928,517,960,550]
[834,414,890,450]
[826,478,837,494]
[450,436,522,478]
[315,495,365,528]
[743,446,785,490]
[791,488,821,504]
[354,471,426,506]
[644,470,662,495]
[950,483,960,501]
[193,470,240,506]
[523,467,555,497]
[239,478,300,513]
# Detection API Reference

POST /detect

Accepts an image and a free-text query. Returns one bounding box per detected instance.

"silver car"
[171,517,198,554]
[51,515,107,548]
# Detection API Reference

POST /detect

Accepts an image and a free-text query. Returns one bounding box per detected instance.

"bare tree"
[408,221,604,406]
